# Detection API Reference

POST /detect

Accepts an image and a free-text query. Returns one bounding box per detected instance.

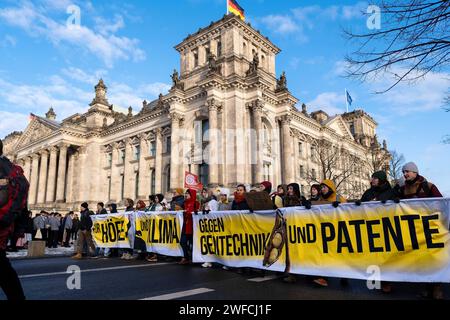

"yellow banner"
[91,213,133,248]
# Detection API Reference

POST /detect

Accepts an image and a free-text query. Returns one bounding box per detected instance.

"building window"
[263,162,271,181]
[150,169,156,195]
[134,145,140,161]
[199,162,209,186]
[298,142,303,156]
[107,153,112,168]
[149,141,156,157]
[108,176,111,201]
[194,51,199,67]
[311,169,317,180]
[350,123,355,136]
[121,174,125,201]
[202,119,210,142]
[311,146,316,161]
[135,172,139,199]
[166,136,171,154]
[120,149,125,164]
[300,165,305,178]
[205,46,210,58]
[301,185,305,195]
[217,41,222,57]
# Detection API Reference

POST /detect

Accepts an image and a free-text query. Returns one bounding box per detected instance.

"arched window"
[164,165,170,193]
[150,169,156,195]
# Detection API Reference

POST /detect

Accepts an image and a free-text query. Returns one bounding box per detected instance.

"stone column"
[155,128,163,193]
[28,154,40,205]
[45,146,58,203]
[55,144,68,203]
[251,100,264,184]
[138,133,148,199]
[23,156,32,182]
[280,115,294,184]
[170,113,183,190]
[37,150,49,204]
[208,99,220,187]
[110,143,120,203]
[123,138,134,199]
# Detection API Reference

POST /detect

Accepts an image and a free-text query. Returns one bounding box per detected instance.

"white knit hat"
[402,162,419,173]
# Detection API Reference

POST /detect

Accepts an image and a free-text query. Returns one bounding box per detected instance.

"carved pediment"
[325,116,354,140]
[16,117,59,149]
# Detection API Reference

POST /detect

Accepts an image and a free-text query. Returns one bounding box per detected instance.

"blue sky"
[0,0,449,195]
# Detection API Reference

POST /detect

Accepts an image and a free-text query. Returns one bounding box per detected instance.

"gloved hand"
[332,201,340,208]
[194,211,199,215]
[203,210,210,215]
[303,200,312,209]
[354,200,362,206]
[381,199,387,204]
[393,198,400,204]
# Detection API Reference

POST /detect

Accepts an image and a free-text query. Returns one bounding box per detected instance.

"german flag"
[228,0,245,21]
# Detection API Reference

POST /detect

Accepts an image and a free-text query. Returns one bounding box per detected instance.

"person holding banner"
[179,189,200,265]
[309,184,321,202]
[359,170,398,293]
[217,188,231,211]
[398,162,444,300]
[312,180,347,287]
[121,199,135,260]
[231,185,250,210]
[72,202,96,259]
[170,188,185,211]
[270,184,286,208]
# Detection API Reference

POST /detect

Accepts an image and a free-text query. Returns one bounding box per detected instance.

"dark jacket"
[71,218,80,232]
[79,209,93,231]
[231,198,250,210]
[98,208,107,215]
[399,175,443,199]
[361,182,397,202]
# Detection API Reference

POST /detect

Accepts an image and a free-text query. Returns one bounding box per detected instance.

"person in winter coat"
[360,171,397,203]
[217,188,232,211]
[270,184,287,208]
[149,194,165,211]
[312,179,347,288]
[170,189,185,211]
[63,212,73,247]
[136,200,146,211]
[284,183,306,207]
[0,139,26,300]
[71,214,80,242]
[179,189,200,265]
[107,203,118,213]
[231,184,250,210]
[358,171,397,293]
[47,213,61,248]
[121,199,135,260]
[309,184,321,201]
[399,162,444,299]
[319,179,347,204]
[72,202,96,259]
[96,202,108,215]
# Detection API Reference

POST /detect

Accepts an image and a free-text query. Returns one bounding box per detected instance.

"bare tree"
[306,139,362,198]
[388,150,405,181]
[345,0,450,93]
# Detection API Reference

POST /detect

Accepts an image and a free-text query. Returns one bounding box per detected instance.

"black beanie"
[372,171,387,182]
[81,202,89,209]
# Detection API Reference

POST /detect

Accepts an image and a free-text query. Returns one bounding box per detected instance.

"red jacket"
[183,189,200,235]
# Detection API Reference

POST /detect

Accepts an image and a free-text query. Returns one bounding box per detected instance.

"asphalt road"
[1,256,448,300]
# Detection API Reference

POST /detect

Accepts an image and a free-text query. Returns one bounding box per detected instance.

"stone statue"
[301,103,307,114]
[276,71,287,91]
[128,106,133,118]
[246,53,259,76]
[157,93,164,108]
[171,69,184,90]
[207,52,221,74]
[90,79,110,106]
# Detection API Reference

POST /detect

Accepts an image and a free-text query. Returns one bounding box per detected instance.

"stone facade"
[2,14,389,212]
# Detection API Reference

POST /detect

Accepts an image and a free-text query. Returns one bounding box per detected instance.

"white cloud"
[342,2,369,20]
[0,2,145,67]
[0,111,30,139]
[61,67,108,85]
[258,15,299,34]
[368,68,450,115]
[306,92,346,116]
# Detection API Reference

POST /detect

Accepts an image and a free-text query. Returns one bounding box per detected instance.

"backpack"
[0,156,30,228]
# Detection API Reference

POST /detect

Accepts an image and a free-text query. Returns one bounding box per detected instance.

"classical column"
[23,156,32,182]
[280,115,294,184]
[28,154,40,205]
[138,133,148,199]
[170,113,183,190]
[123,138,134,199]
[154,128,163,193]
[208,99,220,187]
[37,150,49,204]
[45,146,58,203]
[110,143,120,203]
[55,144,68,203]
[251,100,264,184]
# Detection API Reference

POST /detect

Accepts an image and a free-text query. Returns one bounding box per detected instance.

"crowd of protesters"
[60,161,444,299]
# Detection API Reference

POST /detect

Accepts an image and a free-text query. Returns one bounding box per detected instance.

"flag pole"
[226,0,229,14]
[345,88,349,113]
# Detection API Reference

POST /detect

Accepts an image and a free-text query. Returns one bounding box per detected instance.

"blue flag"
[346,90,353,106]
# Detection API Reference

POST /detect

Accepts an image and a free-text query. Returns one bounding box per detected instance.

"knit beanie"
[402,162,419,173]
[372,171,387,182]
[81,202,89,209]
